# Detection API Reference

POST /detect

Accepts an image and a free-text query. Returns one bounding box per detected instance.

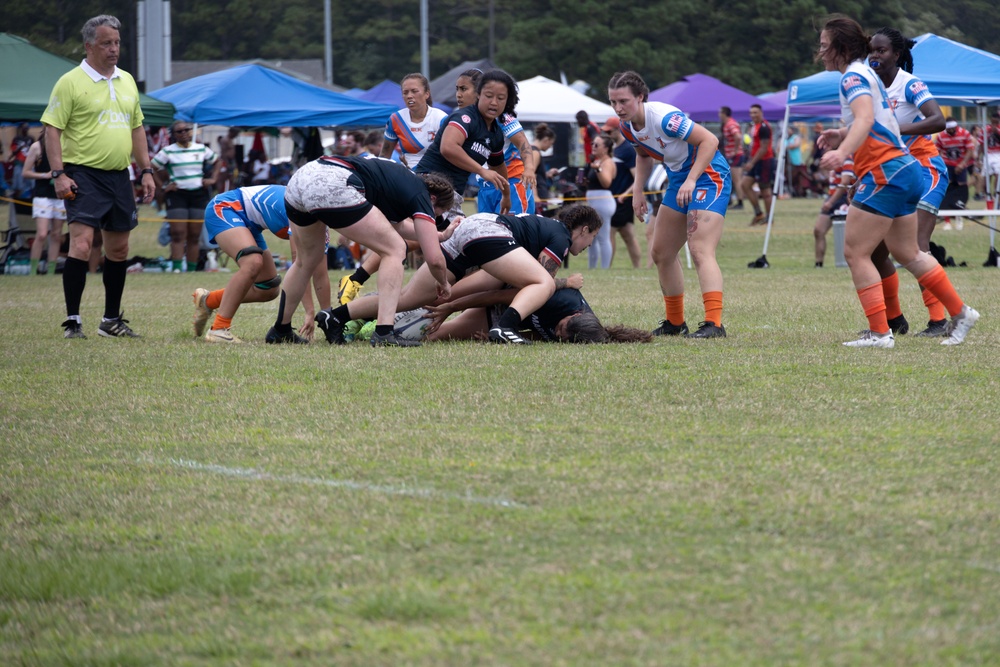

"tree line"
[6,0,999,97]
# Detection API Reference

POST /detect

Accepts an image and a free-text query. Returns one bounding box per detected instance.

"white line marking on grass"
[163,458,526,509]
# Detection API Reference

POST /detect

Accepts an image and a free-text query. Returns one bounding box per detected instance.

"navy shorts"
[63,164,138,233]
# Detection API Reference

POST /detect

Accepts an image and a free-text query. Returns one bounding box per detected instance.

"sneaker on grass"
[887,314,909,335]
[192,288,214,336]
[941,305,980,346]
[370,331,421,347]
[488,327,532,344]
[685,321,727,339]
[265,326,308,344]
[98,313,140,338]
[844,330,894,348]
[914,319,948,337]
[205,327,242,344]
[337,275,362,305]
[316,309,346,345]
[651,320,688,336]
[62,319,86,339]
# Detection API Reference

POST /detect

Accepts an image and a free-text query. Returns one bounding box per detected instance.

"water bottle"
[206,250,219,272]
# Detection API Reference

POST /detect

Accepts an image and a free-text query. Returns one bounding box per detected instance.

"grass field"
[2,198,999,665]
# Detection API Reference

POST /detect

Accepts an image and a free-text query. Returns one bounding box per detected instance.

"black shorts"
[443,238,518,281]
[63,164,137,233]
[166,187,211,214]
[611,199,634,228]
[284,199,372,230]
[748,159,776,189]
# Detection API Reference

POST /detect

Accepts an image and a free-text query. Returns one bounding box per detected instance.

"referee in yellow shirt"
[41,14,156,339]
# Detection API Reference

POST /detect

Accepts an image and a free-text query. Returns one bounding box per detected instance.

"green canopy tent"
[0,33,175,126]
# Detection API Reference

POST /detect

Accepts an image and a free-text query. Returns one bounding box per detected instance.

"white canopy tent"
[514,75,615,124]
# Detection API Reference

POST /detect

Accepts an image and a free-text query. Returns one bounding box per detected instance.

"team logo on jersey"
[695,189,707,202]
[909,81,928,95]
[856,183,867,194]
[461,114,472,123]
[665,113,684,135]
[842,75,863,90]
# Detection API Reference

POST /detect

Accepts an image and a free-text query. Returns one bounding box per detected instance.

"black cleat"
[887,314,909,335]
[62,319,87,339]
[914,318,949,337]
[370,331,421,347]
[315,309,346,345]
[651,320,689,336]
[488,327,532,344]
[265,326,308,344]
[97,312,140,338]
[684,321,727,339]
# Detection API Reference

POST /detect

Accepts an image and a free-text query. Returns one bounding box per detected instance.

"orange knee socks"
[916,265,963,317]
[921,287,946,321]
[664,295,685,326]
[702,291,723,327]
[857,282,889,334]
[206,289,224,310]
[881,273,902,320]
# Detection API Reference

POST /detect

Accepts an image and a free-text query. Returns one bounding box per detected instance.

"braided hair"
[873,27,916,73]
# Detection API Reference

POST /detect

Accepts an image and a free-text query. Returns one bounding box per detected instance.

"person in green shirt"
[41,14,156,339]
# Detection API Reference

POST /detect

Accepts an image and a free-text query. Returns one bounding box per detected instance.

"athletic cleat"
[685,321,727,338]
[204,327,242,344]
[843,330,894,348]
[98,313,140,338]
[914,318,949,337]
[651,320,689,336]
[315,309,346,345]
[488,327,532,344]
[192,288,213,336]
[265,326,309,344]
[750,212,766,226]
[887,314,909,335]
[370,331,421,347]
[62,319,86,339]
[337,275,362,305]
[941,305,980,346]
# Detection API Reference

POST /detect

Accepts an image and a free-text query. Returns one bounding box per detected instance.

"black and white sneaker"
[887,314,909,335]
[62,319,86,339]
[651,320,689,336]
[488,327,532,345]
[914,319,948,337]
[265,326,308,344]
[98,313,140,338]
[685,321,727,339]
[315,309,346,345]
[370,331,421,347]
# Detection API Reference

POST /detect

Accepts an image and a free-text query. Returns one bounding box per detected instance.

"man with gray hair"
[41,14,156,339]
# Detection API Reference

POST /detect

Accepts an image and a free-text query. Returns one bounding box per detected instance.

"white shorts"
[984,152,1000,177]
[32,197,67,221]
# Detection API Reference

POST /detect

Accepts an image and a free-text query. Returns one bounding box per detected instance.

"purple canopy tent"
[757,90,841,121]
[349,79,452,113]
[648,73,786,122]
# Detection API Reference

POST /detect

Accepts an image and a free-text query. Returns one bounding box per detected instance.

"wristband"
[140,168,154,176]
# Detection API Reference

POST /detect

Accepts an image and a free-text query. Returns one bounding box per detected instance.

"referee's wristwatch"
[51,169,66,178]
[139,168,155,177]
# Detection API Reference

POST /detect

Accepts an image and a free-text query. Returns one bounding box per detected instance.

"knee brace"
[235,245,265,262]
[254,274,282,291]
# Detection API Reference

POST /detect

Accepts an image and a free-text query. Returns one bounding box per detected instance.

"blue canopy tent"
[349,79,451,113]
[648,73,786,122]
[754,35,1000,263]
[148,64,396,127]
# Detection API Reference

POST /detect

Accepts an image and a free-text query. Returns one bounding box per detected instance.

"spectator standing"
[742,104,775,225]
[21,127,67,274]
[576,110,602,164]
[41,14,155,339]
[719,106,745,208]
[152,120,221,272]
[934,117,977,228]
[9,123,34,198]
[602,116,642,268]
[984,112,1000,199]
[529,123,559,205]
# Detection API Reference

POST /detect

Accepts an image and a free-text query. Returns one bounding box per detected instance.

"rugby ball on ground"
[394,308,433,341]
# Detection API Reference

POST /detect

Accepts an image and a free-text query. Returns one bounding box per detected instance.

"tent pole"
[762,105,790,258]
